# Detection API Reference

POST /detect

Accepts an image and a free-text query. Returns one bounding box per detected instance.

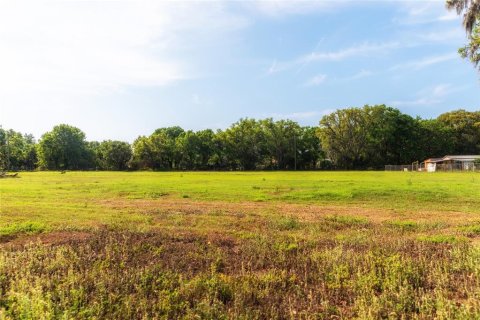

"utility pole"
[293,133,297,171]
[5,130,10,172]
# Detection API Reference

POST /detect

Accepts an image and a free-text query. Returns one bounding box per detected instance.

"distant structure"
[423,155,480,172]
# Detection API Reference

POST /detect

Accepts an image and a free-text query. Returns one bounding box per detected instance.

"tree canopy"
[447,0,480,69]
[37,124,91,170]
[2,108,479,172]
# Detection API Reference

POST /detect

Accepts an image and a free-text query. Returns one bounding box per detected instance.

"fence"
[384,164,419,172]
[385,162,480,172]
[434,163,479,172]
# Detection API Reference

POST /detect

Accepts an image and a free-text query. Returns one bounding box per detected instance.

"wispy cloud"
[391,84,457,107]
[414,28,464,43]
[267,59,280,75]
[394,1,459,25]
[299,42,400,64]
[344,69,373,81]
[266,42,399,76]
[303,74,327,87]
[191,94,212,106]
[268,110,335,121]
[389,53,458,71]
[246,1,346,17]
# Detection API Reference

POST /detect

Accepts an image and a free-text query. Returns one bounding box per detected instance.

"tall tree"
[261,119,300,169]
[97,140,132,170]
[223,119,265,170]
[132,128,182,170]
[447,0,480,69]
[416,119,455,159]
[0,128,37,171]
[317,108,369,169]
[364,105,419,167]
[296,126,323,170]
[437,109,480,154]
[37,124,92,170]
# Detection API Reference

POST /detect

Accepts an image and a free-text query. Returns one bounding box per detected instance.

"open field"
[1,171,480,319]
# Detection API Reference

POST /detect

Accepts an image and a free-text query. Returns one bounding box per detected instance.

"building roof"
[425,155,480,163]
[443,155,480,161]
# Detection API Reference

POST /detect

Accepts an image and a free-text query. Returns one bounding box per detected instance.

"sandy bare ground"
[3,198,478,247]
[99,198,480,224]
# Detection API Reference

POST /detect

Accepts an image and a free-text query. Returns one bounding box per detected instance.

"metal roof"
[425,155,480,162]
[443,155,480,161]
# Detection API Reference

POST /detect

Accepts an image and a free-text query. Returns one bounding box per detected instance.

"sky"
[0,0,479,142]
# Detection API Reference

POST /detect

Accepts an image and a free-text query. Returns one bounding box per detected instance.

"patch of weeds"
[209,210,226,217]
[274,216,301,231]
[420,221,448,231]
[0,221,47,237]
[335,232,369,245]
[275,241,299,252]
[459,223,480,237]
[251,186,261,190]
[417,235,460,244]
[182,194,190,199]
[117,191,131,197]
[324,215,369,229]
[385,220,419,232]
[386,220,447,232]
[145,191,169,199]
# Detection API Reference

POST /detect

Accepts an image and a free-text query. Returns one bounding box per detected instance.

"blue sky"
[0,0,479,142]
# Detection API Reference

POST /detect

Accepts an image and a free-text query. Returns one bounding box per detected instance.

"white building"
[423,155,480,172]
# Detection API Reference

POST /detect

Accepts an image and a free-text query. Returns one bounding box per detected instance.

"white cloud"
[267,59,280,75]
[268,109,335,121]
[344,69,373,81]
[0,1,248,99]
[191,94,212,106]
[299,42,400,63]
[394,1,460,25]
[430,84,454,97]
[391,83,457,107]
[246,0,345,17]
[304,74,327,87]
[414,28,464,43]
[389,53,458,71]
[266,42,399,76]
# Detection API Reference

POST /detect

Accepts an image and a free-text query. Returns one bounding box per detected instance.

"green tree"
[296,126,323,169]
[132,127,183,170]
[437,109,480,154]
[131,136,154,169]
[317,108,369,169]
[175,129,217,170]
[0,128,37,171]
[208,130,229,170]
[447,0,480,69]
[97,140,132,170]
[37,124,92,170]
[223,119,265,170]
[364,105,419,167]
[260,119,300,169]
[317,105,424,169]
[416,119,455,160]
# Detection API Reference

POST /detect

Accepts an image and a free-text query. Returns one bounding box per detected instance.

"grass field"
[1,171,480,319]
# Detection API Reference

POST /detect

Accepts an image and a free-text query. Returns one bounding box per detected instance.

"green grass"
[1,171,479,232]
[1,171,480,318]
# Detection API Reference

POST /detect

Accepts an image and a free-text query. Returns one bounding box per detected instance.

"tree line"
[1,106,479,171]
